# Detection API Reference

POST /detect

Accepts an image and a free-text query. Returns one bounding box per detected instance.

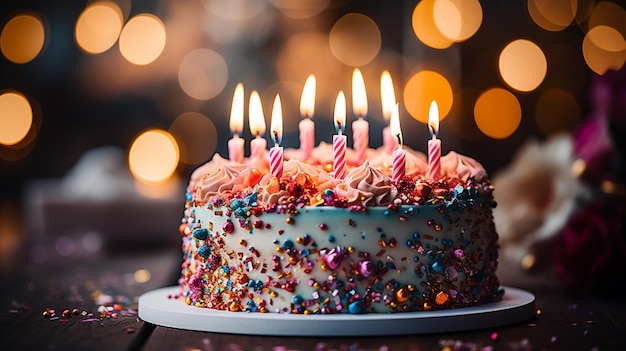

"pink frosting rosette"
[440,151,487,182]
[334,161,397,206]
[189,154,246,193]
[196,163,243,203]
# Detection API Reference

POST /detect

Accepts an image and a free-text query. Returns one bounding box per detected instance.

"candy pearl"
[454,249,464,260]
[324,252,343,270]
[222,220,234,234]
[192,228,209,240]
[435,291,449,305]
[197,245,211,258]
[396,287,409,303]
[348,300,363,314]
[431,261,443,273]
[229,302,240,312]
[358,260,374,277]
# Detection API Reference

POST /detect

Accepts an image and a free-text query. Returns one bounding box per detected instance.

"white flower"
[493,134,586,267]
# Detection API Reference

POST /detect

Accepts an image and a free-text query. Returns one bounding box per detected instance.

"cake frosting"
[178,145,502,314]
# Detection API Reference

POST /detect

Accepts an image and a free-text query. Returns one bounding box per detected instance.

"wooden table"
[2,245,625,351]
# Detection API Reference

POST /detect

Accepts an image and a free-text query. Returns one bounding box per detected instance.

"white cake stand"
[138,286,535,336]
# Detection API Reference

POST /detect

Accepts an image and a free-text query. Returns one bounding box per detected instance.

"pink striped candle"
[352,68,369,163]
[390,103,405,183]
[427,101,441,180]
[333,91,347,179]
[228,83,245,163]
[380,70,398,155]
[249,91,267,170]
[299,75,316,161]
[269,94,284,178]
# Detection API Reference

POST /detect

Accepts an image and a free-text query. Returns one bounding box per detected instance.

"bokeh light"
[270,0,331,19]
[528,0,576,32]
[499,39,547,92]
[587,25,626,52]
[439,0,483,42]
[133,269,151,283]
[118,14,166,65]
[75,1,123,54]
[276,31,345,109]
[433,0,461,41]
[0,13,46,64]
[329,13,381,67]
[169,112,218,165]
[587,1,626,40]
[178,49,228,100]
[403,70,453,124]
[534,88,581,136]
[582,26,626,75]
[474,88,521,139]
[128,129,179,183]
[412,0,454,49]
[0,91,33,146]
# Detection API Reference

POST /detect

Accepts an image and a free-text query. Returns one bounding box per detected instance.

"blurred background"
[1,0,625,288]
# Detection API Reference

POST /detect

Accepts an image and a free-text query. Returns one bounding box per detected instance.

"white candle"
[380,70,398,155]
[333,91,347,179]
[390,103,405,183]
[228,83,245,163]
[352,68,368,164]
[427,101,441,180]
[269,94,284,178]
[249,90,267,170]
[299,74,316,161]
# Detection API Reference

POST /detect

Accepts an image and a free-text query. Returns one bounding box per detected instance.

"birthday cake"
[178,144,502,314]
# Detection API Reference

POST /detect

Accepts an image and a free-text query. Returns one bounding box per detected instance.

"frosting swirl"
[334,161,397,206]
[196,162,243,202]
[189,154,245,191]
[441,151,487,182]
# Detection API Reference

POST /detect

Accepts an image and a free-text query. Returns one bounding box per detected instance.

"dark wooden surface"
[2,249,626,351]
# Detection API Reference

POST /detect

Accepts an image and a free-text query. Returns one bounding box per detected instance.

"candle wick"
[336,121,343,135]
[273,131,279,146]
[395,133,403,147]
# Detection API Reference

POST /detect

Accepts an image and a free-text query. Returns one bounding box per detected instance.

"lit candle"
[299,74,316,161]
[333,91,347,179]
[428,101,441,180]
[380,70,398,155]
[351,68,369,164]
[390,103,405,183]
[269,94,284,178]
[228,83,245,163]
[249,90,267,167]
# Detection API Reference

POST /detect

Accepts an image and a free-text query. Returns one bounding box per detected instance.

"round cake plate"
[138,286,535,336]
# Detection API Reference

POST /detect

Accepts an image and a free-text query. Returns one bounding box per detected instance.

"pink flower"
[553,199,626,290]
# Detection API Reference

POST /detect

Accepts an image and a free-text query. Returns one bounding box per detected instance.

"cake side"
[178,181,501,313]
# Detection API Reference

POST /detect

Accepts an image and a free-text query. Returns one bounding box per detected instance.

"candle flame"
[380,70,396,122]
[299,74,316,118]
[428,100,439,138]
[271,94,283,145]
[249,90,266,136]
[229,83,244,135]
[334,91,346,134]
[352,68,368,118]
[389,103,402,147]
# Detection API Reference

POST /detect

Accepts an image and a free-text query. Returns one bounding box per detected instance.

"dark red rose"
[553,199,626,291]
